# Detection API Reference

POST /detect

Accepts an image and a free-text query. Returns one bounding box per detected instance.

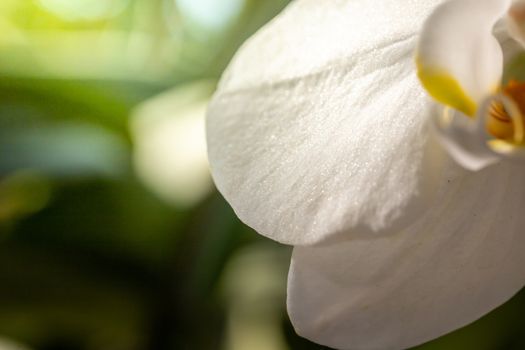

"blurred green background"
[2,1,525,349]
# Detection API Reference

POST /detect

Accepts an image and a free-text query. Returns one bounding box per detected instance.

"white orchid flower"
[418,0,525,170]
[206,0,525,349]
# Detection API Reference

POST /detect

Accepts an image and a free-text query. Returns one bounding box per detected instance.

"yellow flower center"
[487,80,525,144]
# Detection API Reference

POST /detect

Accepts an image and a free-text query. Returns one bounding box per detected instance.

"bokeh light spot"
[131,81,215,208]
[175,0,246,30]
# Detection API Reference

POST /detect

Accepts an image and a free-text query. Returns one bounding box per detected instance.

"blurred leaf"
[0,123,128,178]
[0,244,148,350]
[0,171,52,230]
[36,0,131,22]
[12,178,178,265]
[221,243,290,350]
[0,78,137,133]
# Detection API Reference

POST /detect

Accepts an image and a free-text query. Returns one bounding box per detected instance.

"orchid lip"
[435,87,525,165]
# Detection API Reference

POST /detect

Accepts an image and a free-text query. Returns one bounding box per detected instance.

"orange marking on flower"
[509,4,525,22]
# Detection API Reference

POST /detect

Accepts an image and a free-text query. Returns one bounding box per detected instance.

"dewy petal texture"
[207,0,451,245]
[288,162,525,350]
[417,0,510,116]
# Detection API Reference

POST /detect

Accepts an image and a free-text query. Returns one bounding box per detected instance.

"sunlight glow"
[37,0,130,21]
[175,0,245,30]
[131,82,215,207]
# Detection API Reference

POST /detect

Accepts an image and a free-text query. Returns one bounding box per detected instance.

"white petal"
[495,18,524,64]
[417,0,509,115]
[207,0,450,245]
[507,0,525,47]
[288,162,525,350]
[434,120,499,171]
